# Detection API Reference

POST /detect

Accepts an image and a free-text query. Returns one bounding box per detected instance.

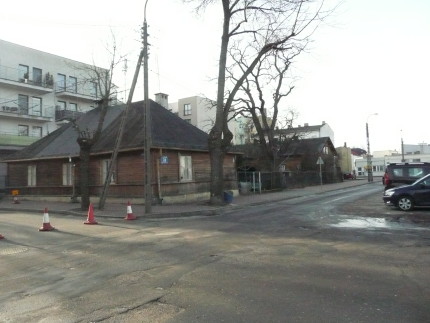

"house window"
[90,82,97,97]
[30,97,42,116]
[62,163,73,185]
[184,103,191,116]
[27,165,36,186]
[69,103,77,111]
[57,73,66,91]
[56,101,66,111]
[101,159,116,184]
[322,146,329,154]
[18,125,29,136]
[69,76,77,93]
[33,67,42,85]
[184,119,191,123]
[18,64,29,81]
[32,126,42,138]
[179,155,192,181]
[18,94,29,114]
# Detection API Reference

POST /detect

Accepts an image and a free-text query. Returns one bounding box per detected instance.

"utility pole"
[143,0,152,214]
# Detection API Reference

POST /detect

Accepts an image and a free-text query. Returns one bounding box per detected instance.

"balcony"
[0,100,54,122]
[0,131,42,147]
[55,109,84,121]
[0,65,54,94]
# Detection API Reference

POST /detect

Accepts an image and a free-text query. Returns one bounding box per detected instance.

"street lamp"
[366,113,378,182]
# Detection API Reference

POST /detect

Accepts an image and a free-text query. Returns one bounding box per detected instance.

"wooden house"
[2,100,240,203]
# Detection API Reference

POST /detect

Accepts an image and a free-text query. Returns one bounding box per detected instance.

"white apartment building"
[166,94,244,145]
[0,39,105,153]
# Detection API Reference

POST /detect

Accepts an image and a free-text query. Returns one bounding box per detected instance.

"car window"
[392,168,403,177]
[422,179,430,187]
[408,167,424,178]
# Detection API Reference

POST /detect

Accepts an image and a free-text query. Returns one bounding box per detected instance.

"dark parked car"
[383,162,430,189]
[383,173,430,211]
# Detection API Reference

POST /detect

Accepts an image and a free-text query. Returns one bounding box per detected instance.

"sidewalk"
[0,179,374,219]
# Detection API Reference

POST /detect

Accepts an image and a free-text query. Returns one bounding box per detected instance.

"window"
[179,155,192,181]
[18,64,29,80]
[28,165,36,186]
[69,103,77,111]
[184,119,191,123]
[57,73,66,91]
[184,103,191,116]
[32,126,42,138]
[18,94,29,114]
[62,163,73,185]
[18,125,29,136]
[33,67,42,85]
[90,82,97,97]
[56,101,66,111]
[69,76,77,93]
[101,159,116,184]
[30,97,42,116]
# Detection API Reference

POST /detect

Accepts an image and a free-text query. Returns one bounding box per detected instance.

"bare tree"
[189,0,327,204]
[231,48,301,171]
[72,42,123,210]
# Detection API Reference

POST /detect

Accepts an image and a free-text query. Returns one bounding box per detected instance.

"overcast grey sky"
[1,0,429,153]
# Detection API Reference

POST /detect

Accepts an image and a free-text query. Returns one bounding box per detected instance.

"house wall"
[6,149,238,203]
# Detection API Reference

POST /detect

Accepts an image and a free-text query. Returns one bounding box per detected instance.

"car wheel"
[397,196,414,211]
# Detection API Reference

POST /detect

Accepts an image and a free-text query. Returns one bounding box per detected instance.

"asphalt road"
[1,183,429,322]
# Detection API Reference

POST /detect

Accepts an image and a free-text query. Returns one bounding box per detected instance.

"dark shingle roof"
[281,137,336,157]
[3,100,209,162]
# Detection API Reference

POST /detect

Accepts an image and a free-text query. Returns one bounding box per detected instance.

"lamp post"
[366,113,378,182]
[401,129,405,162]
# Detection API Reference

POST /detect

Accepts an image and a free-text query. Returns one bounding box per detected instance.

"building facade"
[0,39,105,154]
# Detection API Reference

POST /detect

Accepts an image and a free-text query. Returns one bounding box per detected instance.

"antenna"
[122,58,128,100]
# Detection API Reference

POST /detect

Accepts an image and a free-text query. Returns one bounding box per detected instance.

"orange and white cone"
[39,208,55,231]
[124,201,137,220]
[84,203,98,225]
[13,196,20,204]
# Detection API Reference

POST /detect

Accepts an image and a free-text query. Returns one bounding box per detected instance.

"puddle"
[331,217,429,230]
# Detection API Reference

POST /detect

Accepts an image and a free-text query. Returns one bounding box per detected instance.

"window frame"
[101,159,116,184]
[27,165,36,186]
[18,124,29,136]
[179,155,193,182]
[183,103,191,116]
[62,163,73,186]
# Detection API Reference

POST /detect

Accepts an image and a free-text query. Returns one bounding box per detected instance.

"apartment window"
[56,101,66,111]
[32,126,42,138]
[184,119,191,123]
[27,165,36,186]
[69,76,77,93]
[90,82,97,97]
[33,67,42,85]
[18,64,29,80]
[62,163,73,186]
[179,155,192,181]
[184,103,191,116]
[69,103,77,111]
[101,159,116,184]
[57,73,66,91]
[18,125,29,136]
[18,94,29,114]
[30,97,42,116]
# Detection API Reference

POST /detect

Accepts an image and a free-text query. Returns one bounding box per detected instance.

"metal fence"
[238,170,340,193]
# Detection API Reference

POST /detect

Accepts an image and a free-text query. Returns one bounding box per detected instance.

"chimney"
[155,93,169,109]
[304,123,309,127]
[322,121,326,125]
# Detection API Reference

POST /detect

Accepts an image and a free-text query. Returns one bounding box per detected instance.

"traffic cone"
[124,201,137,220]
[39,208,55,231]
[13,196,20,204]
[84,203,98,224]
